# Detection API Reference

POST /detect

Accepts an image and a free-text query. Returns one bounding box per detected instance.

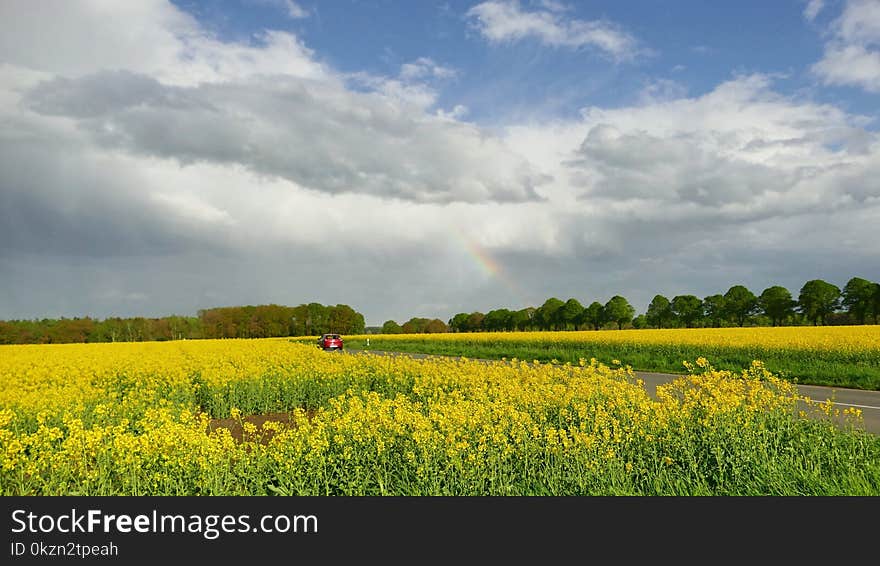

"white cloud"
[638,78,688,104]
[812,0,880,91]
[466,0,645,61]
[247,0,309,19]
[804,0,825,22]
[0,2,325,86]
[283,1,309,19]
[399,57,457,81]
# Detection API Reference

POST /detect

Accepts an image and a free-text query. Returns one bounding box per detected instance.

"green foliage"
[604,296,635,330]
[702,294,727,328]
[559,298,584,330]
[536,298,565,331]
[671,295,703,328]
[484,308,513,331]
[583,301,605,331]
[381,320,403,334]
[759,286,796,327]
[798,279,841,326]
[723,285,758,327]
[646,295,673,329]
[448,313,471,333]
[0,303,367,344]
[842,277,876,325]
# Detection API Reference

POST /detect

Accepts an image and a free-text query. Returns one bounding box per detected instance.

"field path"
[346,349,880,436]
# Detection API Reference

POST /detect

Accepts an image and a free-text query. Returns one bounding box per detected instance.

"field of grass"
[1,338,878,495]
[331,326,880,391]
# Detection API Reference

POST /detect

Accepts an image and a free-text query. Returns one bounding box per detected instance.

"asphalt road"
[346,349,880,436]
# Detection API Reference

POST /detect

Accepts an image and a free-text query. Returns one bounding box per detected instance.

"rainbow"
[453,229,534,309]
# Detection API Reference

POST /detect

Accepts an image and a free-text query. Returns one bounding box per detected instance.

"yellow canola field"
[0,337,872,495]
[347,325,880,354]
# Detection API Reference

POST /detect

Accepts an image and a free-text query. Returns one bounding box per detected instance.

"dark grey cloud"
[571,124,786,206]
[0,140,233,259]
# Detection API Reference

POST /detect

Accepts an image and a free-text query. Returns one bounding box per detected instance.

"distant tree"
[798,279,841,326]
[402,317,431,334]
[465,312,486,332]
[536,298,564,331]
[758,286,796,327]
[645,295,673,329]
[671,295,703,328]
[484,309,513,332]
[842,277,876,325]
[702,294,726,328]
[874,283,880,325]
[510,307,536,331]
[603,296,635,330]
[150,317,173,341]
[559,298,585,330]
[424,319,449,333]
[448,313,470,333]
[329,304,363,334]
[631,314,648,329]
[583,301,605,331]
[723,285,758,327]
[47,317,96,344]
[382,320,403,334]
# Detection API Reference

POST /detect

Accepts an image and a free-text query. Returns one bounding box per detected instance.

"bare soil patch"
[207,410,317,444]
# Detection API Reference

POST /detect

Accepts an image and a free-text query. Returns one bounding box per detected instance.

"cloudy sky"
[1,0,879,326]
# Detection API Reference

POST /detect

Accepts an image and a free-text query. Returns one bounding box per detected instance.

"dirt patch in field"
[207,410,317,444]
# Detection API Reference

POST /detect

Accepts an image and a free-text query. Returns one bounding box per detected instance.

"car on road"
[318,333,343,351]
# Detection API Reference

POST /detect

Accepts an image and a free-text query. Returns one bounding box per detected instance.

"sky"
[1,0,879,327]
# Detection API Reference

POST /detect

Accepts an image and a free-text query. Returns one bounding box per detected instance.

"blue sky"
[171,0,875,122]
[1,0,879,325]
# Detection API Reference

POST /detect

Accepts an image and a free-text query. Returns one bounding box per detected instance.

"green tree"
[381,320,403,334]
[842,277,876,325]
[402,317,431,333]
[671,295,703,328]
[424,319,449,333]
[759,286,796,327]
[583,301,605,331]
[645,295,673,329]
[510,307,535,331]
[873,283,880,325]
[603,296,635,330]
[631,314,648,329]
[448,313,470,333]
[702,294,726,328]
[559,298,585,330]
[536,298,564,331]
[798,279,841,326]
[723,285,758,327]
[484,309,513,332]
[465,312,485,332]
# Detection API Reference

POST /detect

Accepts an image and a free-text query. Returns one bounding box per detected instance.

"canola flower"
[334,326,880,352]
[331,326,880,390]
[0,338,878,495]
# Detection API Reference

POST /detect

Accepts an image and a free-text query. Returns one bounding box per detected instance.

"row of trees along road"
[423,276,879,334]
[0,303,366,345]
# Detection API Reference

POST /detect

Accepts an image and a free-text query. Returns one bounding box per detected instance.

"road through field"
[347,349,880,436]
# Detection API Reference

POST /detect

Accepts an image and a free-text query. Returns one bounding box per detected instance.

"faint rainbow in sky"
[452,228,533,308]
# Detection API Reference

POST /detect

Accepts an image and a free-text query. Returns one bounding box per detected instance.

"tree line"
[0,303,366,345]
[379,276,880,334]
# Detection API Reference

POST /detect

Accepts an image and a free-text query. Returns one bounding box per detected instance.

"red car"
[318,333,343,351]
